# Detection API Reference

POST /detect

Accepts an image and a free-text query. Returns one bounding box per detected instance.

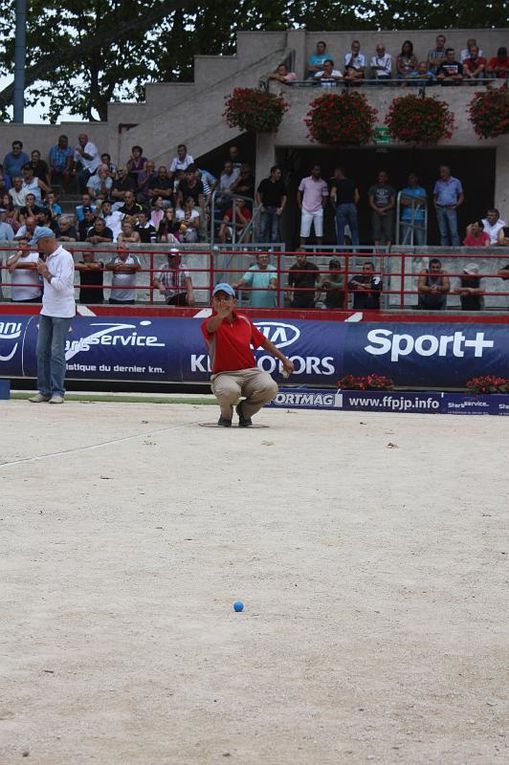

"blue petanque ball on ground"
[233,600,244,612]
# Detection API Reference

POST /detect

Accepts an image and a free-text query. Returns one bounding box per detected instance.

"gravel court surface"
[0,400,508,765]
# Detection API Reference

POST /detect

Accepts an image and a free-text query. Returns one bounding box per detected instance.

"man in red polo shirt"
[201,282,294,427]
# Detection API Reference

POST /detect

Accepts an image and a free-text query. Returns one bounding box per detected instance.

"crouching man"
[201,283,294,427]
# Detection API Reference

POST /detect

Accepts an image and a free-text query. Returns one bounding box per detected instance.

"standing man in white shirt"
[28,227,76,404]
[73,133,101,193]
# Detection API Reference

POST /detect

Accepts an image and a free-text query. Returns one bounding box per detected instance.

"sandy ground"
[0,400,508,765]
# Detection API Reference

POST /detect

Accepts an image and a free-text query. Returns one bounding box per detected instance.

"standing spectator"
[313,59,343,87]
[148,165,173,206]
[75,251,104,304]
[268,63,297,85]
[348,261,382,309]
[463,46,487,82]
[111,166,136,204]
[307,40,329,79]
[256,165,287,244]
[463,220,490,247]
[297,164,328,246]
[433,165,463,247]
[73,133,101,193]
[456,263,484,310]
[368,171,395,248]
[487,47,509,79]
[22,163,50,205]
[87,164,113,200]
[201,283,293,427]
[49,135,74,190]
[106,246,141,304]
[287,251,320,309]
[399,173,427,245]
[233,252,277,308]
[29,150,50,187]
[344,40,366,84]
[28,228,76,405]
[396,40,418,81]
[460,38,484,63]
[3,140,29,187]
[153,249,195,306]
[100,200,124,242]
[437,49,463,85]
[126,145,147,189]
[169,144,194,176]
[228,146,242,172]
[330,166,360,247]
[7,246,42,303]
[482,209,506,245]
[370,43,392,81]
[417,257,450,310]
[319,258,345,309]
[427,33,448,75]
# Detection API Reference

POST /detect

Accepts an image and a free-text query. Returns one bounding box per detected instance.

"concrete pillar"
[255,132,277,189]
[494,138,509,211]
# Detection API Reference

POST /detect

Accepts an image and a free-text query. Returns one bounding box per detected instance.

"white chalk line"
[0,420,197,470]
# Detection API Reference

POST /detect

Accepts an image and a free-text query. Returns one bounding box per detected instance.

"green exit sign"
[375,127,390,144]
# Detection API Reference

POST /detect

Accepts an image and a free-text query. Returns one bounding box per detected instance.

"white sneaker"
[49,394,65,405]
[28,393,51,403]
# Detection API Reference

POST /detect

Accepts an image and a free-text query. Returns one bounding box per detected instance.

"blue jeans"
[36,315,73,397]
[436,206,459,246]
[335,203,359,246]
[259,206,281,243]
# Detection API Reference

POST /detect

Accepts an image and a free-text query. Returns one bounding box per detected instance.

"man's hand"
[216,301,233,319]
[282,357,294,376]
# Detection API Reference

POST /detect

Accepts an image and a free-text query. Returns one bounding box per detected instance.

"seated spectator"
[496,224,509,246]
[227,145,242,172]
[417,257,450,309]
[148,165,173,207]
[36,208,60,237]
[3,141,30,186]
[0,165,9,197]
[314,59,343,87]
[100,200,124,242]
[169,144,194,176]
[268,63,297,85]
[455,263,484,310]
[87,164,113,200]
[482,209,506,244]
[348,261,382,309]
[45,191,62,219]
[78,208,97,241]
[75,193,97,222]
[101,153,117,177]
[233,251,277,308]
[134,210,157,243]
[86,217,114,245]
[150,195,165,230]
[464,220,490,247]
[111,166,136,203]
[319,258,345,309]
[56,216,77,242]
[487,47,509,79]
[106,246,141,304]
[307,40,329,79]
[460,38,484,63]
[410,62,435,85]
[126,145,147,189]
[197,168,217,207]
[230,164,255,200]
[0,207,14,243]
[463,46,487,82]
[19,193,43,224]
[157,206,179,243]
[136,160,156,204]
[117,219,141,244]
[344,40,365,84]
[153,249,195,306]
[22,163,49,204]
[1,195,21,232]
[286,251,319,309]
[215,160,240,212]
[370,43,392,81]
[176,196,201,243]
[30,150,50,187]
[14,215,37,244]
[427,33,448,75]
[399,173,427,246]
[75,251,104,304]
[49,135,74,190]
[6,247,42,302]
[218,198,252,243]
[396,40,418,82]
[437,49,463,85]
[177,165,204,208]
[8,176,27,210]
[118,190,143,218]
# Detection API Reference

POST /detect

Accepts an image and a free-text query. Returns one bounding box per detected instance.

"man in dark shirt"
[148,166,173,206]
[75,251,104,304]
[348,261,382,309]
[287,251,319,309]
[437,48,463,84]
[368,171,396,248]
[256,165,287,243]
[111,166,136,203]
[330,166,360,247]
[177,165,204,208]
[78,208,97,241]
[134,210,157,243]
[118,190,143,217]
[85,217,114,245]
[457,263,484,310]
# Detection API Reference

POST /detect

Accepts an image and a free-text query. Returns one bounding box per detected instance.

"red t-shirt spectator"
[487,56,509,77]
[201,311,266,373]
[463,232,490,247]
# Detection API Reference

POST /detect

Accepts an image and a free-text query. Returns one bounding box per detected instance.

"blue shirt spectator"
[400,176,427,221]
[307,41,329,78]
[433,174,463,206]
[3,141,30,187]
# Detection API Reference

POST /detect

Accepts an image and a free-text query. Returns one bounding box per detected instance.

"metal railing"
[395,192,428,246]
[209,190,260,246]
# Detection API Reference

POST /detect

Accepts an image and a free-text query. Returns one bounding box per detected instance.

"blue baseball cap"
[212,282,235,297]
[29,226,55,245]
